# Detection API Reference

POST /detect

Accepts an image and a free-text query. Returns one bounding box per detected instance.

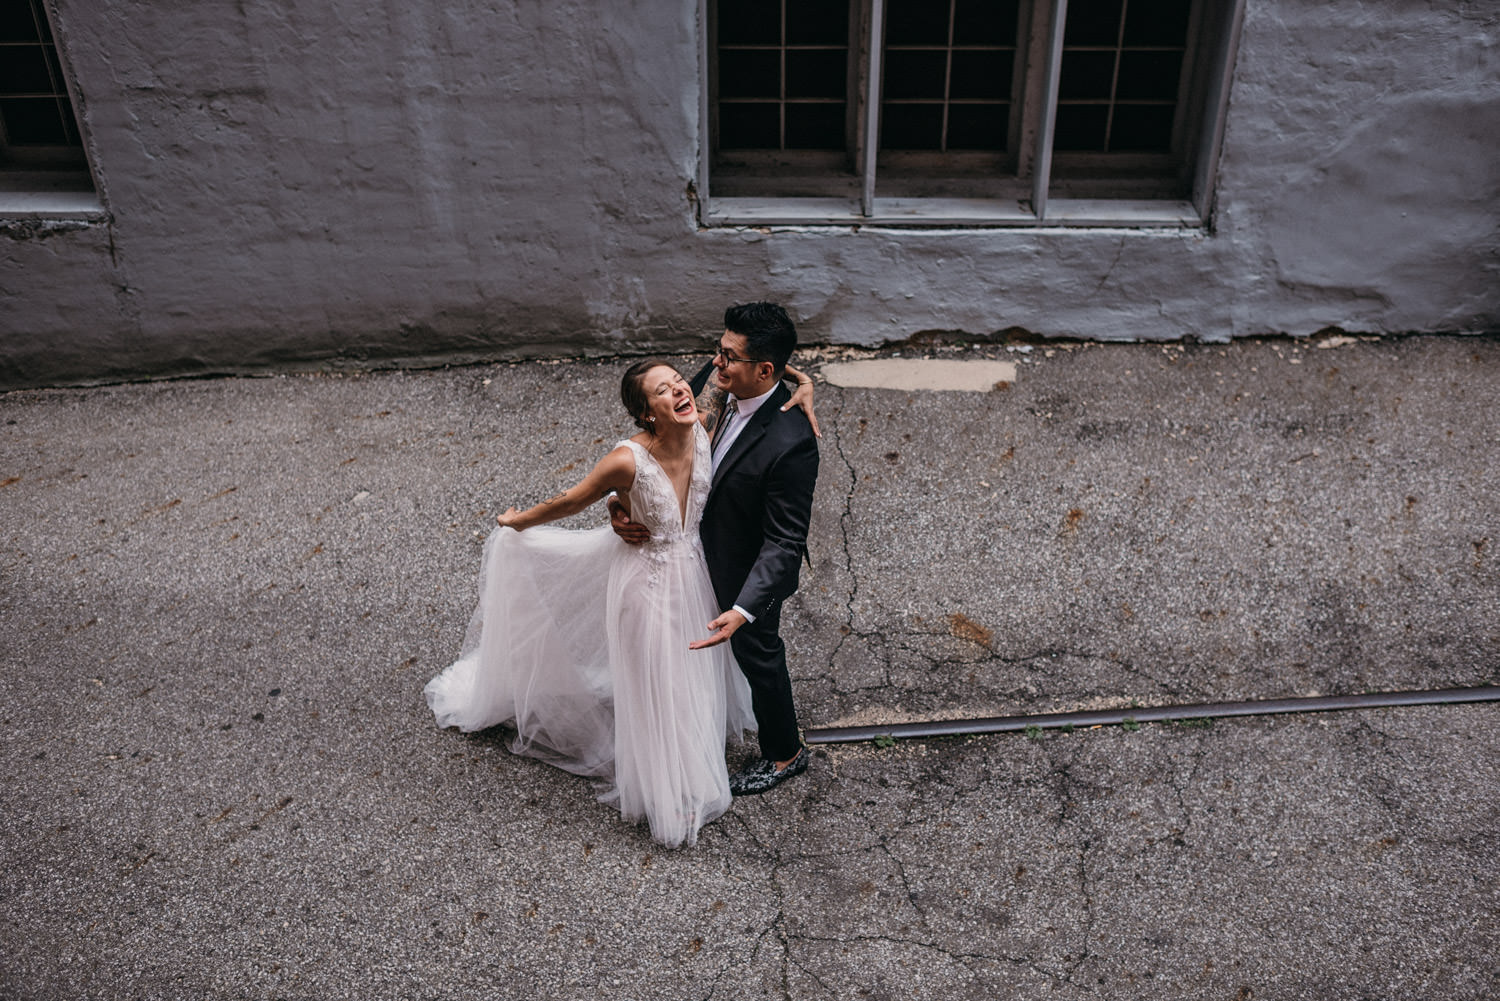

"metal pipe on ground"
[803,686,1500,745]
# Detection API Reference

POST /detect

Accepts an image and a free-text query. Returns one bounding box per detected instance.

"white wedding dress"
[424,422,754,847]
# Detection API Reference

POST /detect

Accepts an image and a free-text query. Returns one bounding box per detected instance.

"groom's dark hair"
[724,301,797,377]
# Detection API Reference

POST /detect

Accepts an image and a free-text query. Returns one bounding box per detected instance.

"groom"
[611,302,819,795]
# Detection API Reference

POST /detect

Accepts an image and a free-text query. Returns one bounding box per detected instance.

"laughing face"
[642,364,697,428]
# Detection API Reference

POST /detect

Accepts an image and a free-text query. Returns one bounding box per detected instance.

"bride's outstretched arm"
[497,446,635,531]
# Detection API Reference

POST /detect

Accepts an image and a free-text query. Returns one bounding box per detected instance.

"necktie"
[712,397,738,452]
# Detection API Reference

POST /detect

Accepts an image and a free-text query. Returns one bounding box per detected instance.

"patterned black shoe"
[727,757,773,795]
[729,747,809,796]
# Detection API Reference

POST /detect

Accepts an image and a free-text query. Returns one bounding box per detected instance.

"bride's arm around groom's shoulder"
[497,445,636,532]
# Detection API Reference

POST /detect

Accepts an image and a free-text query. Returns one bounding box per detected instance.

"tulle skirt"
[425,524,754,847]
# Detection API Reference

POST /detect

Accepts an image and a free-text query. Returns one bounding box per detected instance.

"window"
[702,0,1243,225]
[1,0,98,214]
[712,0,858,198]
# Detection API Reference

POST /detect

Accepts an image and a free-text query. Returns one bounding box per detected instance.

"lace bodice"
[619,423,711,551]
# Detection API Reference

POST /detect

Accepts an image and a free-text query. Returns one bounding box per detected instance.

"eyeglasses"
[713,342,764,366]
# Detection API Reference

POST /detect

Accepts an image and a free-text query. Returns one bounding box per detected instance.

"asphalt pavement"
[2,333,1496,1000]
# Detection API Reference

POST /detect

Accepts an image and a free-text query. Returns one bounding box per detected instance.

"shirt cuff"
[732,604,756,624]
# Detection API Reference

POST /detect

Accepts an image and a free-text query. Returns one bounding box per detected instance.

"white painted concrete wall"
[1,0,1496,388]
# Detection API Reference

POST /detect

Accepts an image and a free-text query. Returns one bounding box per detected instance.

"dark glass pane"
[1064,0,1124,47]
[950,49,1012,101]
[886,0,950,46]
[719,49,781,99]
[718,1,781,45]
[1058,50,1116,100]
[883,49,948,100]
[954,0,1019,46]
[785,102,846,149]
[881,103,943,149]
[1123,0,1192,46]
[947,103,1008,150]
[719,102,781,148]
[1053,104,1108,151]
[786,49,846,99]
[1109,103,1175,150]
[786,0,848,45]
[0,2,42,43]
[1,96,67,144]
[1116,50,1181,100]
[0,45,53,93]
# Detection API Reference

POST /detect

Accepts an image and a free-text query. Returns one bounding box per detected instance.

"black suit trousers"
[729,601,801,762]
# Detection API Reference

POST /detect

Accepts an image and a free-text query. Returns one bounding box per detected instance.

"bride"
[424,360,755,847]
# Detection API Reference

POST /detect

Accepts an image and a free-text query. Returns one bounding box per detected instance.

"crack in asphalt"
[1036,740,1098,988]
[825,401,863,677]
[720,811,796,999]
[1166,730,1211,845]
[876,834,931,932]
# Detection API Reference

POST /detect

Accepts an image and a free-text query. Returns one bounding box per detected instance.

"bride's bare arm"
[498,446,635,531]
[780,364,820,438]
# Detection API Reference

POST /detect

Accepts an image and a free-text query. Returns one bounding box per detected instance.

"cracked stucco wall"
[0,0,1496,388]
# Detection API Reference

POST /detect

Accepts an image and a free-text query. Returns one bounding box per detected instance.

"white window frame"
[698,0,1245,228]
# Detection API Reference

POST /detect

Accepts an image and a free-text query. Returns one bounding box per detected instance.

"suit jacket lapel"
[710,382,790,494]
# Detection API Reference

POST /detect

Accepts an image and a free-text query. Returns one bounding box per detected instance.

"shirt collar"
[727,382,777,421]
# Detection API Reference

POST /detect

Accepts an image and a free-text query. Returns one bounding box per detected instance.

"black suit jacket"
[691,364,819,619]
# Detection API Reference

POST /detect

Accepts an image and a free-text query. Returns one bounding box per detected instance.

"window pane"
[881,104,944,149]
[0,4,40,43]
[0,45,53,93]
[1109,104,1175,150]
[884,49,948,100]
[886,0,951,46]
[1,96,68,144]
[950,50,1012,101]
[785,102,846,149]
[719,49,781,99]
[716,0,851,156]
[1064,0,1123,47]
[719,103,781,148]
[1116,50,1181,101]
[786,0,848,45]
[1058,50,1116,100]
[718,0,780,45]
[947,103,1008,150]
[1053,105,1108,151]
[786,49,846,99]
[953,0,1019,46]
[1056,0,1191,157]
[1123,0,1192,45]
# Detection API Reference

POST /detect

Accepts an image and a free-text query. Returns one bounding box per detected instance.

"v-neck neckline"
[635,438,693,530]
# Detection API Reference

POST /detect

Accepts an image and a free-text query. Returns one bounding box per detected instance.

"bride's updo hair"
[620,359,682,433]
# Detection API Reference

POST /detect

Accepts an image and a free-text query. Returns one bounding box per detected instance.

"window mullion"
[697,0,712,217]
[779,0,788,149]
[1032,0,1069,220]
[941,0,956,153]
[861,0,887,216]
[1105,0,1128,152]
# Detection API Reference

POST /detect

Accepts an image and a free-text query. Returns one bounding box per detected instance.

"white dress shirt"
[711,382,777,473]
[711,381,778,624]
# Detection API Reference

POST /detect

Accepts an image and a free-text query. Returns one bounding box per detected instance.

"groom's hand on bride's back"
[607,495,651,544]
